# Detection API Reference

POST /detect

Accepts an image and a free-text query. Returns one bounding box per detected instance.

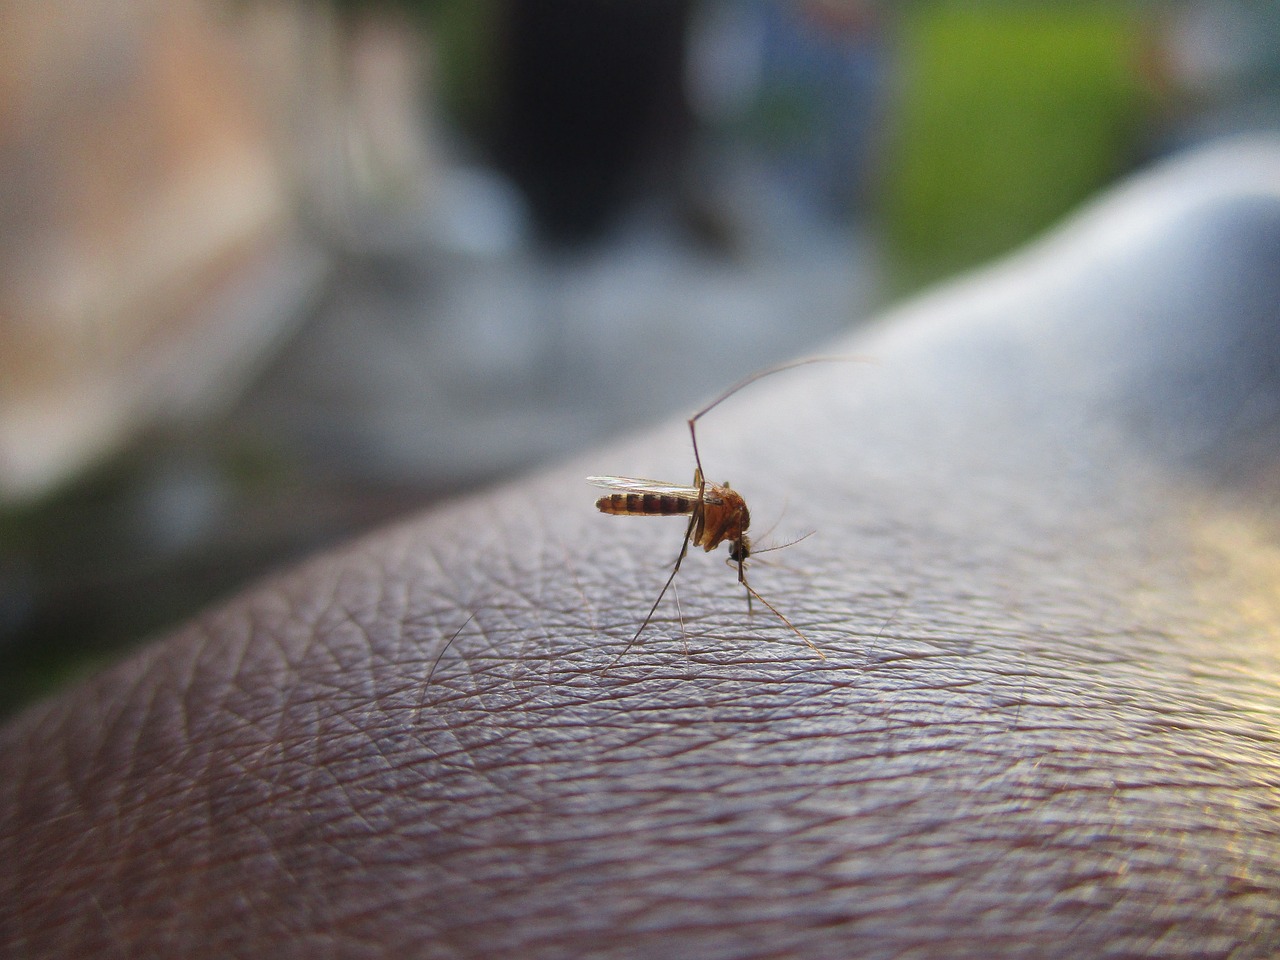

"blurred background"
[2,0,1278,717]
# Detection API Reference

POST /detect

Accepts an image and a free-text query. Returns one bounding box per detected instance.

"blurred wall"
[0,0,431,504]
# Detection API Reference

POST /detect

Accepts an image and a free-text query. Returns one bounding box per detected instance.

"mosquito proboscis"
[589,355,867,664]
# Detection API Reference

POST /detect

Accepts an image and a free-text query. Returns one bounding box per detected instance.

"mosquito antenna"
[752,497,792,546]
[426,612,476,686]
[752,529,816,556]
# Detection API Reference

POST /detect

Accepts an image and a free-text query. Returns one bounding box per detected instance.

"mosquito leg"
[636,518,693,638]
[689,415,709,544]
[688,417,705,491]
[600,511,697,673]
[673,579,688,661]
[742,577,825,659]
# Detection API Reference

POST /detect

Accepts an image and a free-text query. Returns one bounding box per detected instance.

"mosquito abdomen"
[596,493,695,516]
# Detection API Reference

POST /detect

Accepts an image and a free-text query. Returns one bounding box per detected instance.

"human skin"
[3,139,1280,959]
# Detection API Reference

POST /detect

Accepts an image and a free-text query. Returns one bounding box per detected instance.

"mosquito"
[589,356,857,663]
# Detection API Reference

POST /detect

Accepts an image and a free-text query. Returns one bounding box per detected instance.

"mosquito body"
[590,472,749,562]
[589,356,854,662]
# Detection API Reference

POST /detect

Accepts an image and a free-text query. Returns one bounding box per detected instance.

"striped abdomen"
[596,492,695,516]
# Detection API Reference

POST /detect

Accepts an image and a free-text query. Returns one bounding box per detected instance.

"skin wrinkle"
[7,149,1280,958]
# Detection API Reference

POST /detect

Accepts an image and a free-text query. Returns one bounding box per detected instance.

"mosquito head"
[728,534,752,577]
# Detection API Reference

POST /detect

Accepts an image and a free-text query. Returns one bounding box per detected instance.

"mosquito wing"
[586,476,721,503]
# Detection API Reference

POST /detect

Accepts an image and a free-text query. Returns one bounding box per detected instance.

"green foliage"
[879,4,1152,293]
[423,0,501,132]
[321,0,501,132]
